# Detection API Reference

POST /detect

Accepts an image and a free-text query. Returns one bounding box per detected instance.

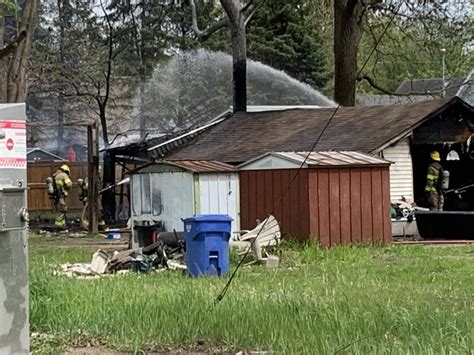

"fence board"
[27,162,88,212]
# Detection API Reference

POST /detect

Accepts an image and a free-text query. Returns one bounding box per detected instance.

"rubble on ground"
[56,238,187,278]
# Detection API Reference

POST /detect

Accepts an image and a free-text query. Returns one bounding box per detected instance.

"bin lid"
[182,214,233,223]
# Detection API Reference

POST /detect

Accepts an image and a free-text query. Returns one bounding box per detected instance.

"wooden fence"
[27,162,88,212]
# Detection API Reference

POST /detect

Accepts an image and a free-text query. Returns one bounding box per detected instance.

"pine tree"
[247,0,330,89]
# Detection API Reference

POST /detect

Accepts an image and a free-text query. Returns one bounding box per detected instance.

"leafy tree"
[333,0,473,106]
[246,0,330,89]
[358,4,473,94]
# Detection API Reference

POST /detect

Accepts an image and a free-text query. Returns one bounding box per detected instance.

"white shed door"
[155,172,194,232]
[197,173,240,230]
[382,138,414,203]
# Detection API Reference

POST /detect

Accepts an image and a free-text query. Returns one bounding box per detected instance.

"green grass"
[29,237,474,354]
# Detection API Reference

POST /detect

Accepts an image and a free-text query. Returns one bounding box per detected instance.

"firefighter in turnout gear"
[52,164,73,226]
[77,177,106,230]
[77,178,89,229]
[425,151,444,211]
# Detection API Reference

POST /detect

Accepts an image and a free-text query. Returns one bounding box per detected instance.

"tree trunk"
[333,0,363,106]
[6,0,39,103]
[230,21,247,112]
[99,106,109,149]
[56,0,71,152]
[221,0,247,113]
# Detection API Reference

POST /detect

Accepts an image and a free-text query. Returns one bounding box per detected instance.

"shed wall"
[381,138,414,202]
[145,172,194,232]
[197,173,240,230]
[308,167,391,246]
[239,169,310,240]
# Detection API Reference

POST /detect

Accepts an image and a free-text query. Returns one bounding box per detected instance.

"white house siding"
[381,138,414,202]
[197,173,240,230]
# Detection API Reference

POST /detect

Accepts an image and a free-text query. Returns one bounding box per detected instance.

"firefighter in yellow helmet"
[425,151,444,211]
[53,164,73,227]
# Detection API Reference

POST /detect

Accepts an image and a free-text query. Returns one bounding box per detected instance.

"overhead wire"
[214,1,404,304]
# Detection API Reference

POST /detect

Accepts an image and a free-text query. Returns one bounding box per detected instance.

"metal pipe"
[441,48,446,98]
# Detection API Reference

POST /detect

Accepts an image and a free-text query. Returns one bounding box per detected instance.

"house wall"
[239,169,310,240]
[195,173,240,230]
[308,167,391,246]
[381,138,414,202]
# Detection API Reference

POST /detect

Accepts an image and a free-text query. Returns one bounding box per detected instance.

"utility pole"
[87,124,99,234]
[441,48,446,98]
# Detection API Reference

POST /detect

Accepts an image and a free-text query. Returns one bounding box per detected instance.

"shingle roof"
[167,97,472,164]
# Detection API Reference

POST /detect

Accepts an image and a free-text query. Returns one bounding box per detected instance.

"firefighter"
[425,151,444,211]
[53,164,73,226]
[77,177,106,229]
[77,178,88,229]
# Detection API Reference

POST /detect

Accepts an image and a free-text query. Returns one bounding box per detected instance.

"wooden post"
[87,124,99,234]
[102,150,116,223]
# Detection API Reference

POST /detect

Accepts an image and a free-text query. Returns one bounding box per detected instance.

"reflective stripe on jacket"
[425,162,442,193]
[53,170,72,196]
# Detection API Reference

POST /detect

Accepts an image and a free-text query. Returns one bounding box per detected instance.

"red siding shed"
[238,151,392,246]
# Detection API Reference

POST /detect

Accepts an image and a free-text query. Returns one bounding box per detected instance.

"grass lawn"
[29,235,474,354]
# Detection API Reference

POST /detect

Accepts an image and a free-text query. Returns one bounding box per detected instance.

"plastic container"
[107,232,121,240]
[182,214,232,277]
[90,250,109,274]
[265,255,279,269]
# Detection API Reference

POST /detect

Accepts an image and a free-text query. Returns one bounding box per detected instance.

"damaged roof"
[167,97,473,164]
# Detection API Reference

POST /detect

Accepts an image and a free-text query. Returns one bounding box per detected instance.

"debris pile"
[390,199,428,222]
[58,237,186,278]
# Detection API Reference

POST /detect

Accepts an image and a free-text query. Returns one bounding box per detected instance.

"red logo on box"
[6,138,14,150]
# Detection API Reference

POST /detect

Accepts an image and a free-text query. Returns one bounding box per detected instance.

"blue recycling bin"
[183,214,232,277]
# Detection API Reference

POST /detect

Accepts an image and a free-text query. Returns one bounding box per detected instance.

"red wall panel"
[308,166,391,246]
[239,169,310,239]
[240,165,391,245]
[350,169,362,243]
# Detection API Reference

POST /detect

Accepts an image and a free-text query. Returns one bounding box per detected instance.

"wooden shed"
[238,151,392,246]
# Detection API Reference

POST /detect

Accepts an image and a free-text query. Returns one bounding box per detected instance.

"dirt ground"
[29,232,130,253]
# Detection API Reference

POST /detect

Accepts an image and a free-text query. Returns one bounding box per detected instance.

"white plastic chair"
[231,215,281,262]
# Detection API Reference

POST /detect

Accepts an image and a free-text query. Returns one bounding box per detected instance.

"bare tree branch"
[241,0,255,13]
[0,30,27,59]
[244,0,265,27]
[189,0,228,40]
[358,74,472,96]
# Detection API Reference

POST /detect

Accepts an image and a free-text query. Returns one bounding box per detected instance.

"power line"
[214,1,404,304]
